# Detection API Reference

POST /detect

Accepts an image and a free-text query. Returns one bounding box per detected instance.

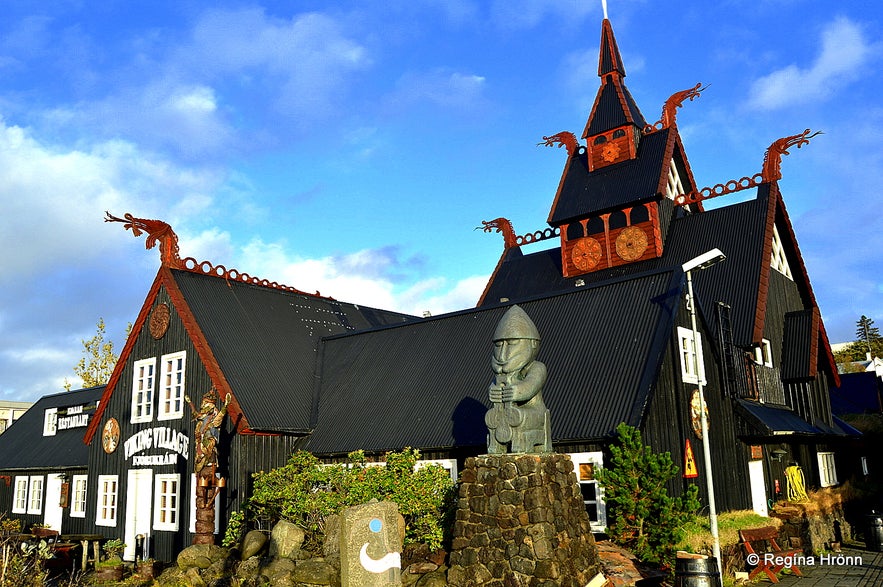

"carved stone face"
[492,337,538,375]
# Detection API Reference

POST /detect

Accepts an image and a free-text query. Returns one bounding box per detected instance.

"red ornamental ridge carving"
[106,211,330,299]
[105,211,182,267]
[762,128,822,182]
[479,218,518,249]
[648,82,707,131]
[538,131,580,156]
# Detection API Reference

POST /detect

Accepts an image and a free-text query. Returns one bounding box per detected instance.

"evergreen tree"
[856,315,881,354]
[596,423,699,566]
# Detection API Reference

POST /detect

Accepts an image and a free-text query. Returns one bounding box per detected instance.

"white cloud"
[391,69,488,112]
[235,238,487,315]
[490,0,594,30]
[747,17,873,110]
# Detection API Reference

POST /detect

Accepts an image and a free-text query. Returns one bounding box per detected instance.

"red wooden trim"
[84,271,165,444]
[161,270,251,433]
[752,183,779,344]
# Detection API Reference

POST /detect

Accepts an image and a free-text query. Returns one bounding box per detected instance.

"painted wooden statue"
[485,305,552,454]
[185,387,230,544]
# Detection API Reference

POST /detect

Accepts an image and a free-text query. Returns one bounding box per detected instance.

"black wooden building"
[1,15,862,562]
[0,386,103,535]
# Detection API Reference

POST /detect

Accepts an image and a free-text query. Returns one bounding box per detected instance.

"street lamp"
[682,248,726,585]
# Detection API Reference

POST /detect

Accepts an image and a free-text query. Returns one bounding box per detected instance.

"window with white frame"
[27,476,44,514]
[754,339,773,367]
[818,451,838,488]
[71,475,88,518]
[569,452,607,531]
[770,225,793,279]
[415,458,459,483]
[677,327,706,385]
[132,358,156,423]
[153,474,181,531]
[158,351,186,420]
[43,408,57,436]
[665,159,685,200]
[12,476,28,514]
[96,475,119,526]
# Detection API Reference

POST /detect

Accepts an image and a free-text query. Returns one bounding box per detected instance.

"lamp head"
[682,248,726,273]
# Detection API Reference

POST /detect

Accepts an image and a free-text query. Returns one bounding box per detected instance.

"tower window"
[612,129,626,139]
[770,225,793,279]
[594,135,607,145]
[665,159,685,200]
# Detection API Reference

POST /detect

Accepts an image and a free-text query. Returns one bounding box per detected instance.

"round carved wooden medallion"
[102,418,120,454]
[601,141,621,162]
[150,303,171,339]
[615,226,648,261]
[689,389,709,440]
[570,237,602,271]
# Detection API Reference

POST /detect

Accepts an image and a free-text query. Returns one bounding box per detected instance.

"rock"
[416,569,448,586]
[293,558,338,585]
[177,543,228,570]
[235,555,262,583]
[241,529,269,559]
[262,557,297,579]
[408,561,439,574]
[270,519,306,559]
[324,514,341,558]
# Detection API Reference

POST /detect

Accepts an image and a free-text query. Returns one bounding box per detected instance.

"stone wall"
[447,453,600,587]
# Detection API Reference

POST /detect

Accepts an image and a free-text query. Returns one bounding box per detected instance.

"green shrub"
[597,423,700,567]
[247,448,455,551]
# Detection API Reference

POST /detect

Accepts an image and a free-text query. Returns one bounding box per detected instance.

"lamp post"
[682,248,726,584]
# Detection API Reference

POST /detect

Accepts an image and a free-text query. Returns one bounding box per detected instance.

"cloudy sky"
[1,1,881,402]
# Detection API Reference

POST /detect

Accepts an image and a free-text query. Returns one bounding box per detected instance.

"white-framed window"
[665,159,685,200]
[158,351,186,420]
[27,476,44,514]
[71,475,88,518]
[96,475,119,526]
[43,408,58,436]
[818,452,838,488]
[754,339,773,367]
[771,225,793,279]
[132,358,156,423]
[416,458,459,483]
[569,452,607,531]
[677,326,706,385]
[12,476,29,514]
[189,474,220,534]
[153,474,181,531]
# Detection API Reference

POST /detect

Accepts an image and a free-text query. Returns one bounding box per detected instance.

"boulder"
[241,529,269,559]
[293,558,339,585]
[270,519,306,559]
[176,543,228,570]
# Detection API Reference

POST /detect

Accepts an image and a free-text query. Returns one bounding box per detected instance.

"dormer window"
[594,135,607,145]
[770,225,793,279]
[612,129,626,139]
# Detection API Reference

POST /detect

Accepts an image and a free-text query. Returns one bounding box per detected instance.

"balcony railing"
[738,361,786,405]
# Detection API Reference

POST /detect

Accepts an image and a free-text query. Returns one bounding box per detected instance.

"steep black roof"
[830,372,882,415]
[305,268,684,455]
[171,270,416,432]
[548,129,669,225]
[486,190,771,347]
[0,386,103,471]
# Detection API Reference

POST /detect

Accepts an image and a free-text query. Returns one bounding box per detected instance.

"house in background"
[2,15,861,562]
[0,400,32,434]
[0,387,103,533]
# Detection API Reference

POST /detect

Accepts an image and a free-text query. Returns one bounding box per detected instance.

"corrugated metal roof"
[735,399,819,436]
[488,192,771,348]
[0,386,104,471]
[549,129,668,225]
[305,269,682,455]
[172,270,415,431]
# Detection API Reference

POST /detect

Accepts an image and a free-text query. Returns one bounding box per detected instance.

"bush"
[597,423,700,566]
[247,448,456,551]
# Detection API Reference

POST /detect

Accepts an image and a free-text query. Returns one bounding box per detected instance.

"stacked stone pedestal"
[448,453,600,587]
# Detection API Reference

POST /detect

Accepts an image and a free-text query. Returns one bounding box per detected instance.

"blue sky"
[1,1,881,402]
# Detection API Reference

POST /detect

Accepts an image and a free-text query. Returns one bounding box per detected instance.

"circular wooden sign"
[150,303,171,339]
[571,237,602,271]
[615,226,648,261]
[102,418,120,454]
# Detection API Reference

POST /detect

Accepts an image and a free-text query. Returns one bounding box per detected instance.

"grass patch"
[675,510,780,554]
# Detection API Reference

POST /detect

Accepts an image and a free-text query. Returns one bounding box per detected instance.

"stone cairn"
[447,453,600,586]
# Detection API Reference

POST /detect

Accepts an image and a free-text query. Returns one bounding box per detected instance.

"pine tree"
[856,315,881,354]
[63,318,128,391]
[596,423,699,566]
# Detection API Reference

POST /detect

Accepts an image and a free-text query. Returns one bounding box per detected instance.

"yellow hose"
[785,465,808,501]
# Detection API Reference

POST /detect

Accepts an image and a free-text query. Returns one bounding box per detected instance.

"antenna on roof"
[602,0,609,20]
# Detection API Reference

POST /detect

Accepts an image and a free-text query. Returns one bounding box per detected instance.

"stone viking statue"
[485,305,552,454]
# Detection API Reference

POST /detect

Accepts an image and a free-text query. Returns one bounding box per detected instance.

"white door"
[124,470,153,561]
[748,460,768,517]
[43,474,64,531]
